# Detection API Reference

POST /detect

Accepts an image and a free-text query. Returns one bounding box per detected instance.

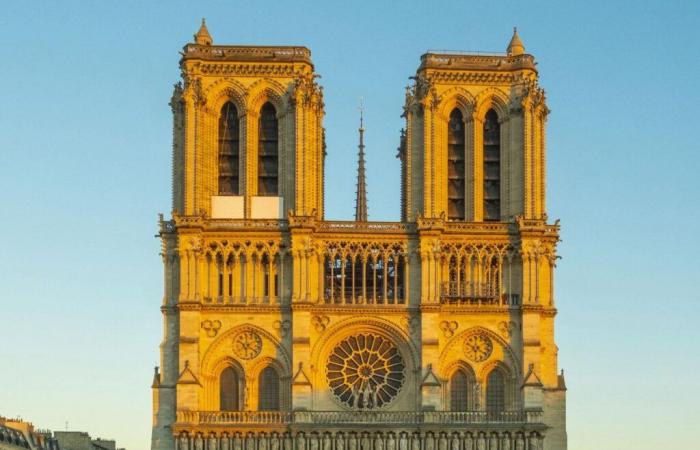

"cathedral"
[151,21,567,450]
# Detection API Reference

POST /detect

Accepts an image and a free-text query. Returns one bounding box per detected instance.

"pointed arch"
[246,79,288,115]
[218,101,241,195]
[483,108,501,220]
[474,87,510,121]
[258,365,281,411]
[258,102,279,195]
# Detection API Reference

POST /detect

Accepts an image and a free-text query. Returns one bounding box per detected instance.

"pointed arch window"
[450,370,470,411]
[220,366,242,411]
[258,103,279,196]
[218,102,240,195]
[258,366,280,410]
[486,369,506,412]
[447,109,466,220]
[483,109,501,221]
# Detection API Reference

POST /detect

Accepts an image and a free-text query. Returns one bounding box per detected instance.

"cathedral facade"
[151,22,567,450]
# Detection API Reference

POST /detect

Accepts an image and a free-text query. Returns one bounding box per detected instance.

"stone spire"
[354,100,368,222]
[194,18,212,46]
[506,27,525,56]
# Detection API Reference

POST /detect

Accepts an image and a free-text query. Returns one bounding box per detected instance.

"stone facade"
[152,22,566,450]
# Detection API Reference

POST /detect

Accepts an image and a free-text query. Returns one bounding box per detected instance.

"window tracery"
[440,242,514,305]
[218,102,240,195]
[447,109,465,221]
[483,109,500,221]
[220,366,242,411]
[202,239,284,305]
[258,366,281,411]
[326,334,405,409]
[485,369,506,412]
[322,241,407,305]
[258,102,279,196]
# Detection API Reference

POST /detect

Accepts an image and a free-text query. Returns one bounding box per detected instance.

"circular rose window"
[326,333,405,409]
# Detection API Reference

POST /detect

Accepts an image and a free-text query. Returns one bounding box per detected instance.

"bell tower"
[171,19,325,220]
[401,28,548,222]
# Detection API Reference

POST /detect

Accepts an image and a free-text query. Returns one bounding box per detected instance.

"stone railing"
[317,221,415,234]
[439,282,519,307]
[184,45,312,63]
[176,410,542,426]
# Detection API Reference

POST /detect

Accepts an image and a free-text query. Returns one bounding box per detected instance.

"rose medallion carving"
[326,333,405,409]
[232,330,262,360]
[463,334,493,362]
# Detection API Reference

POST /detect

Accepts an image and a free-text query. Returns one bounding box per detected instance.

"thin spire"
[355,97,368,222]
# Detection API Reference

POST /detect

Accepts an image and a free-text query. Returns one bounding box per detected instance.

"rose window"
[326,333,405,409]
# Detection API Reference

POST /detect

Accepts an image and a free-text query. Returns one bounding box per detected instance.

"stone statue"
[283,433,292,450]
[360,433,370,450]
[322,434,331,450]
[221,435,230,450]
[374,434,384,450]
[514,435,524,450]
[410,434,420,450]
[233,434,242,450]
[310,433,319,450]
[246,434,255,450]
[438,434,447,450]
[336,433,345,450]
[450,434,459,450]
[501,435,510,450]
[386,434,396,450]
[179,433,189,450]
[475,434,485,450]
[348,433,357,450]
[195,433,204,450]
[208,433,218,450]
[424,434,434,450]
[259,435,268,450]
[398,433,407,450]
[270,434,279,450]
[351,384,360,408]
[362,383,373,409]
[296,434,306,450]
[463,434,472,450]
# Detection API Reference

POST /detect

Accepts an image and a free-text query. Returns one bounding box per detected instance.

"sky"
[1,1,699,449]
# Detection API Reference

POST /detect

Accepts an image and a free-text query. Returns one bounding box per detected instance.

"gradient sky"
[1,1,699,449]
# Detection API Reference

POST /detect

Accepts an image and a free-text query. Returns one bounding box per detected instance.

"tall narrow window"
[220,367,241,411]
[258,366,280,410]
[258,103,279,196]
[218,102,240,195]
[483,109,500,221]
[450,370,469,411]
[447,109,465,220]
[486,369,506,412]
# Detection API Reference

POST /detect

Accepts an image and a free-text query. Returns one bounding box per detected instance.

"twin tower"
[152,21,566,450]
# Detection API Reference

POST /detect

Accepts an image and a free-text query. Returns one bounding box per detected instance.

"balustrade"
[175,410,542,425]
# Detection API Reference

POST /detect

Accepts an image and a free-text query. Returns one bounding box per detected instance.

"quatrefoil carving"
[201,319,222,337]
[312,315,330,332]
[439,320,459,338]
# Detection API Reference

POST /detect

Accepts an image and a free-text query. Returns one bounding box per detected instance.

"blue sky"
[1,1,699,449]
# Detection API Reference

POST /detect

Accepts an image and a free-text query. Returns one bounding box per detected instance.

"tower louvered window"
[220,367,241,411]
[258,103,279,196]
[450,370,469,411]
[258,366,280,410]
[486,369,506,412]
[218,102,240,195]
[447,109,465,220]
[483,109,500,221]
